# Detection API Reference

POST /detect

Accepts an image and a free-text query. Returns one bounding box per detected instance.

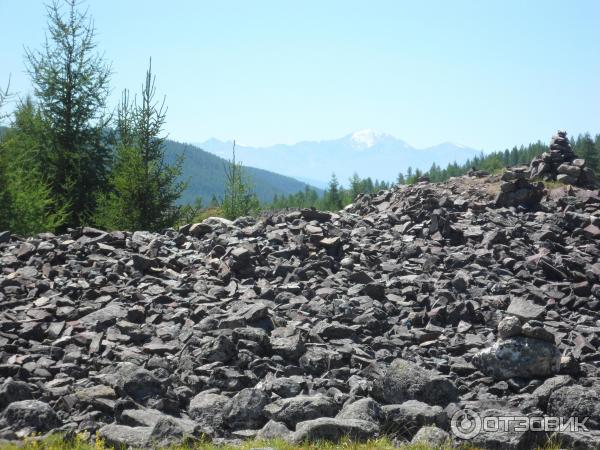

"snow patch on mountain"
[350,129,392,149]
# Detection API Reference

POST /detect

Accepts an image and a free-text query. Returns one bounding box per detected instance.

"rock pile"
[1,166,600,448]
[530,130,596,187]
[495,166,544,207]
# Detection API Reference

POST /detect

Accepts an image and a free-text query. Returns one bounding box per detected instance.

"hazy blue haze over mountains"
[2,125,482,204]
[195,130,481,188]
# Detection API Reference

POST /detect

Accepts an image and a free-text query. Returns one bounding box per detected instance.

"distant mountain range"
[194,130,482,188]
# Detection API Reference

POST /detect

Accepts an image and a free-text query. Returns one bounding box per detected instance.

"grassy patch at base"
[0,434,461,450]
[1,433,566,450]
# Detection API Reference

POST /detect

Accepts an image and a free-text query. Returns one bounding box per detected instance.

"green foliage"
[573,133,599,174]
[266,173,391,212]
[25,0,112,227]
[0,99,68,234]
[324,173,343,210]
[0,76,12,121]
[221,143,260,220]
[178,196,204,226]
[0,433,459,450]
[269,185,319,210]
[94,62,186,231]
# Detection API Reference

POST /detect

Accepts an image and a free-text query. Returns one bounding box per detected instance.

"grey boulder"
[547,385,600,430]
[264,395,338,429]
[411,425,451,446]
[188,392,232,433]
[1,400,60,432]
[336,397,382,423]
[372,358,458,406]
[290,418,379,443]
[472,336,560,380]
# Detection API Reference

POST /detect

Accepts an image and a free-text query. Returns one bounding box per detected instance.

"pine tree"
[577,133,599,174]
[0,145,12,231]
[594,135,600,175]
[349,172,362,200]
[94,60,186,231]
[305,186,318,207]
[0,99,68,234]
[0,78,12,228]
[0,76,11,121]
[325,173,342,211]
[222,142,259,220]
[178,196,203,226]
[25,0,111,227]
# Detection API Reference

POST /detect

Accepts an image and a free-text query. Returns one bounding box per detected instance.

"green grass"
[541,180,566,189]
[528,176,565,190]
[0,432,569,450]
[0,434,462,450]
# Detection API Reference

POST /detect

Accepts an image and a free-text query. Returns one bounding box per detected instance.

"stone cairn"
[472,315,562,381]
[530,130,596,187]
[495,165,544,208]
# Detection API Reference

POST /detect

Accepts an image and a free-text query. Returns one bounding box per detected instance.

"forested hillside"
[0,125,319,206]
[164,140,319,205]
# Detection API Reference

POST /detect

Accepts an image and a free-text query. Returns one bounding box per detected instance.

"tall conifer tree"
[26,0,111,226]
[94,60,186,231]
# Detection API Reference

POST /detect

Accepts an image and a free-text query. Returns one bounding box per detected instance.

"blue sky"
[1,0,599,151]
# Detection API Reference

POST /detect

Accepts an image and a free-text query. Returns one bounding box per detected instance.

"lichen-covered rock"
[224,388,269,430]
[372,359,458,406]
[472,336,561,380]
[336,398,382,423]
[547,385,600,430]
[256,420,292,440]
[382,400,448,439]
[532,375,573,409]
[188,392,232,433]
[411,426,451,446]
[98,424,151,448]
[0,400,60,432]
[497,316,522,339]
[0,379,33,410]
[264,395,338,428]
[290,418,379,443]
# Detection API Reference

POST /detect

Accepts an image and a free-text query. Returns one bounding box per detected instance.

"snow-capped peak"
[350,129,391,148]
[442,141,469,149]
